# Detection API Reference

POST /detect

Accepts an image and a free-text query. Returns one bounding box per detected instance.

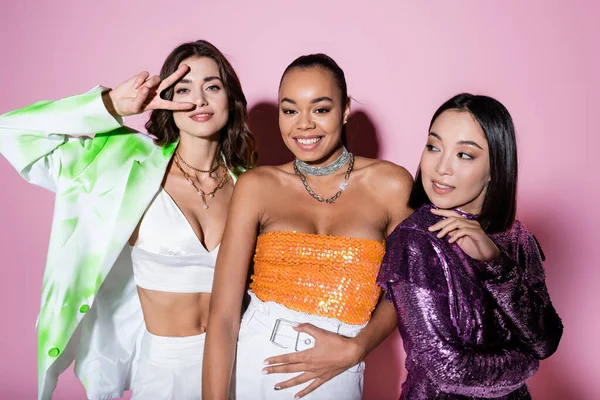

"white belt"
[243,308,361,352]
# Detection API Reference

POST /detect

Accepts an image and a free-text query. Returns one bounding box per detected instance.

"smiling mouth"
[432,181,455,194]
[189,113,213,122]
[295,137,323,145]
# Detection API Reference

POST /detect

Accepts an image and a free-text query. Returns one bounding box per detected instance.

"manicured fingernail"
[294,396,301,399]
[263,360,269,365]
[141,87,149,94]
[291,322,299,327]
[274,386,281,391]
[262,369,268,375]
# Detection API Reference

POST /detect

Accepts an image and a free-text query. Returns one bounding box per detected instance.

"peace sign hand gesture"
[104,65,195,117]
[429,208,500,261]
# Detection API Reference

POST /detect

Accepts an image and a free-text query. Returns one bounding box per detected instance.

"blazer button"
[48,348,60,357]
[79,305,89,313]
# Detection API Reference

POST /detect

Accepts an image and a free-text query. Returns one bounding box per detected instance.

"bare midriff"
[137,288,211,337]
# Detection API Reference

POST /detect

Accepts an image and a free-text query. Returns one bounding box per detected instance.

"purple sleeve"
[383,229,538,397]
[482,224,563,359]
[376,227,402,302]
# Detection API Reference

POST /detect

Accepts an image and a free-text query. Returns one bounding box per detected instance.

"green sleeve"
[0,86,124,191]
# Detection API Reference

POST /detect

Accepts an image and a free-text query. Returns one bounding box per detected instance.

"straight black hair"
[409,93,518,233]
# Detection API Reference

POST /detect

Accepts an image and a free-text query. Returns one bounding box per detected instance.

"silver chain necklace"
[294,147,350,176]
[294,153,354,204]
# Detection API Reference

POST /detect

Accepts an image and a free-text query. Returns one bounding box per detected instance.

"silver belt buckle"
[269,318,317,351]
[269,318,300,350]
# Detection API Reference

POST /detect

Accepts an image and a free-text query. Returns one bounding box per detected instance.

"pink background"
[1,1,598,398]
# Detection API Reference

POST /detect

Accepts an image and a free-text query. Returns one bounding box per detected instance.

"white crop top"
[130,188,219,293]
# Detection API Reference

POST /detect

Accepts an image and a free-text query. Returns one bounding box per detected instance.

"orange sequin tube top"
[249,231,386,325]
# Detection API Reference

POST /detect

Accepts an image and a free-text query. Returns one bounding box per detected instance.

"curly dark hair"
[145,40,256,170]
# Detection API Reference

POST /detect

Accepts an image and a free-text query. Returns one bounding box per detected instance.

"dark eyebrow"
[311,96,333,104]
[176,76,222,85]
[457,140,484,150]
[280,96,334,105]
[429,132,484,150]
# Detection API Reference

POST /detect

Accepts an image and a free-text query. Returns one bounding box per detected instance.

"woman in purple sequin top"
[377,94,563,399]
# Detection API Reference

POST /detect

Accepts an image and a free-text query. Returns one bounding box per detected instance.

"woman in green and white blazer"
[0,40,255,400]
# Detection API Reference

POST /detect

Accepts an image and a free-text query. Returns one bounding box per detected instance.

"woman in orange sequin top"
[203,54,414,400]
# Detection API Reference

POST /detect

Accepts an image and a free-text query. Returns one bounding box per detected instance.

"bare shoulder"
[234,164,290,193]
[356,157,414,195]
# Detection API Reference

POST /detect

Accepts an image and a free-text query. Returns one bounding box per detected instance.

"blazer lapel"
[99,139,176,272]
[99,139,244,272]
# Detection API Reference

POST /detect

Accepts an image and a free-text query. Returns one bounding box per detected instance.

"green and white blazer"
[0,86,242,400]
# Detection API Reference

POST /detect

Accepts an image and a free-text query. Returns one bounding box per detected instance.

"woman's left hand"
[262,323,363,398]
[429,208,500,261]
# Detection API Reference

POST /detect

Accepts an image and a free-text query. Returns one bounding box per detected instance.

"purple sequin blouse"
[377,204,563,400]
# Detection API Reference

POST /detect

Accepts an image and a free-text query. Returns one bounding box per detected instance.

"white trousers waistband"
[139,328,206,365]
[234,292,366,399]
[242,292,365,350]
[130,329,206,399]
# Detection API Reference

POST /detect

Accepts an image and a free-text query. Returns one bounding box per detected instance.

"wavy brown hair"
[145,40,256,170]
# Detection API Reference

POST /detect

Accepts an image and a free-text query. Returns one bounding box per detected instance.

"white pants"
[234,292,366,400]
[131,328,205,400]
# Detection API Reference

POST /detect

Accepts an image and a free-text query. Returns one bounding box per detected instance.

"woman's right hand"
[103,65,195,117]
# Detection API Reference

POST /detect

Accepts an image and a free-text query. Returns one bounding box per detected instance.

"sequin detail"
[377,204,563,399]
[250,231,385,324]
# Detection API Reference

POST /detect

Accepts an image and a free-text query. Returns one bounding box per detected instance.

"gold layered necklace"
[173,152,229,210]
[176,151,220,174]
